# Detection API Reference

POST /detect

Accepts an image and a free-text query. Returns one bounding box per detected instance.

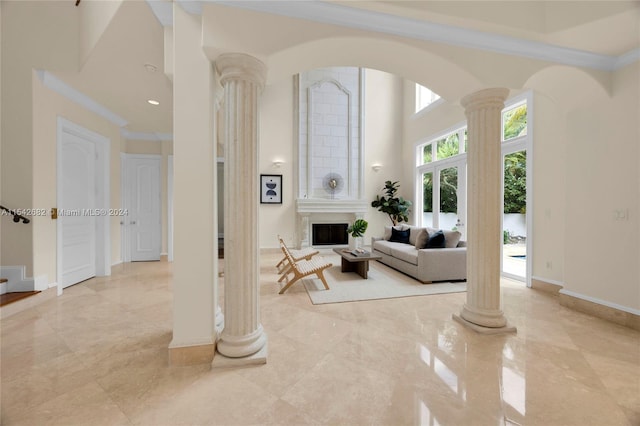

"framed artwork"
[260,174,283,204]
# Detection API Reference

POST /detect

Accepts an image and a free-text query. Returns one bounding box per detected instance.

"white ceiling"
[49,1,639,137]
[54,1,172,135]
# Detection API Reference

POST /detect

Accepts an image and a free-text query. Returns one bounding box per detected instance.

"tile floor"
[1,252,639,425]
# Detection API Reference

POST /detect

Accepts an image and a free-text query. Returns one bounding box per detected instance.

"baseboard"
[531,276,563,294]
[559,289,640,331]
[0,266,35,292]
[168,340,216,366]
[34,275,49,291]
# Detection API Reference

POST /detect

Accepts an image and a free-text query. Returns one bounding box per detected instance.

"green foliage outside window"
[422,104,527,214]
[503,104,527,140]
[504,151,526,213]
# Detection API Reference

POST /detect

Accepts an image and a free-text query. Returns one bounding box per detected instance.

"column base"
[217,325,267,358]
[453,314,517,335]
[212,341,267,369]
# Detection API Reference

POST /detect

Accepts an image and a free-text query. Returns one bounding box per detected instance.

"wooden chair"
[276,236,319,275]
[278,242,332,294]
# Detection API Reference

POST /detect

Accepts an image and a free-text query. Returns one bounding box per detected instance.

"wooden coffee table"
[332,248,382,279]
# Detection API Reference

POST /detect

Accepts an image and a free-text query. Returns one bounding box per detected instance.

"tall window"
[502,102,527,141]
[415,84,441,113]
[416,95,531,283]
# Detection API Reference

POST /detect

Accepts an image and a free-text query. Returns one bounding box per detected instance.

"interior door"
[127,156,161,261]
[60,133,96,287]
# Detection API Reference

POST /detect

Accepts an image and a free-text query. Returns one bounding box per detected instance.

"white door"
[60,133,96,287]
[126,156,161,261]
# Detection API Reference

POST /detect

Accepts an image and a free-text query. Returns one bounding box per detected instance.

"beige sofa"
[372,225,467,283]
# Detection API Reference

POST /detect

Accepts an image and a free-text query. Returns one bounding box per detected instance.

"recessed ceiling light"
[147,99,160,106]
[144,63,158,73]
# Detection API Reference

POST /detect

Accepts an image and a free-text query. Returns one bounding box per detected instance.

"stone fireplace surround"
[296,199,367,248]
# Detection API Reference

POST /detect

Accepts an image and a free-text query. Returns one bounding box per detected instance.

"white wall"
[363,69,405,239]
[259,76,296,247]
[170,5,217,350]
[1,2,79,275]
[562,62,639,310]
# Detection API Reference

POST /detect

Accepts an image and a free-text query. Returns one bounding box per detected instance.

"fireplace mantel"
[295,199,368,247]
[296,199,368,214]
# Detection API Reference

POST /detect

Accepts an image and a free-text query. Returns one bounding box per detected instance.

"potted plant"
[371,180,412,225]
[347,218,368,250]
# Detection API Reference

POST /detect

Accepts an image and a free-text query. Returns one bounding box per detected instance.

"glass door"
[501,149,527,280]
[420,159,466,239]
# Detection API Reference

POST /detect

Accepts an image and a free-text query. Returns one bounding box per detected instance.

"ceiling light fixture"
[147,99,160,106]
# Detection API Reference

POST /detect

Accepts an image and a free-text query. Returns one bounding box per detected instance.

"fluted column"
[214,53,267,361]
[453,88,516,334]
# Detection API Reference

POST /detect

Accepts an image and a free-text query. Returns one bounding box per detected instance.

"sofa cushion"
[415,228,429,249]
[390,244,419,265]
[383,225,407,240]
[408,226,425,246]
[372,239,394,255]
[390,227,411,244]
[425,230,446,248]
[426,228,462,249]
[443,230,462,248]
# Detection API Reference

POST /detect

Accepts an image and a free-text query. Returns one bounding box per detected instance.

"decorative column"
[213,53,268,364]
[214,79,225,340]
[453,88,516,334]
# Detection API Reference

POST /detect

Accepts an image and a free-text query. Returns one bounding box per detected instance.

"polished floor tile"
[1,254,639,425]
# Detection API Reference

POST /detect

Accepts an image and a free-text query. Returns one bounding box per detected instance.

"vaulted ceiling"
[47,0,639,137]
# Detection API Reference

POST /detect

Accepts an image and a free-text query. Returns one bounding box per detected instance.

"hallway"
[1,254,638,425]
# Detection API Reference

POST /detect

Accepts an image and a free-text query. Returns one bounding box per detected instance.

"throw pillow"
[415,228,429,249]
[384,225,407,240]
[425,230,445,248]
[390,227,411,244]
[408,226,424,246]
[443,230,462,248]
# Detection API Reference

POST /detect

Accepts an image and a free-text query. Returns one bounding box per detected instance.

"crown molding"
[37,70,174,141]
[198,0,635,72]
[36,70,128,127]
[121,129,173,141]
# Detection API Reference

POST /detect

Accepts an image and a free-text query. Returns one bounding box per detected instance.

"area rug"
[302,257,466,305]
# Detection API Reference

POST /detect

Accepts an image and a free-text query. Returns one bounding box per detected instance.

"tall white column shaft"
[459,88,511,329]
[215,53,267,358]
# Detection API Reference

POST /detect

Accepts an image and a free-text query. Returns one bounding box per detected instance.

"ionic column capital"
[215,53,267,90]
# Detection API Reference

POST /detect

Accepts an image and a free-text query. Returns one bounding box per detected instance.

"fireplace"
[295,199,367,248]
[312,223,348,246]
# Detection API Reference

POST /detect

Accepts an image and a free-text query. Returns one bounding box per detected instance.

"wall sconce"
[272,159,284,168]
[371,163,383,172]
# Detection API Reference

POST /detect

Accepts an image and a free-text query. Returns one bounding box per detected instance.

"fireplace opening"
[312,223,348,246]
